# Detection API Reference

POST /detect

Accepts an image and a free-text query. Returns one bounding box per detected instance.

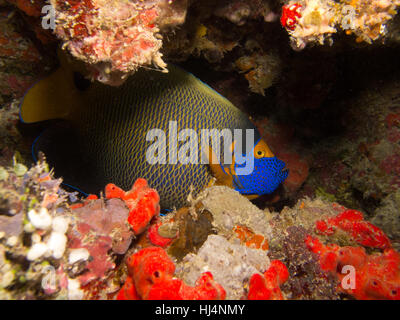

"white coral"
[28,208,52,230]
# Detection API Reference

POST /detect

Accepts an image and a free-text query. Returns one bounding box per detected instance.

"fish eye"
[255,150,265,158]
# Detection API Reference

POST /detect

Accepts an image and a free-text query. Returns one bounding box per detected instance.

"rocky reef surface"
[0,0,399,300]
[0,160,398,300]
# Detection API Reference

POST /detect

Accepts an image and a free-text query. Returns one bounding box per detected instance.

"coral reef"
[117,246,226,300]
[48,0,188,85]
[197,186,273,240]
[371,190,400,242]
[176,234,270,300]
[0,157,161,299]
[315,209,391,249]
[282,0,400,50]
[306,235,400,300]
[247,260,289,300]
[0,159,399,300]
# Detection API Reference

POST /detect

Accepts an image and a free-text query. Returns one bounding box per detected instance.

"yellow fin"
[244,194,259,200]
[20,66,82,123]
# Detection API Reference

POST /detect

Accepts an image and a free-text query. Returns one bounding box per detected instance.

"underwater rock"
[281,0,400,50]
[371,190,400,248]
[176,234,270,300]
[197,186,273,240]
[0,8,48,105]
[269,226,340,300]
[48,0,188,85]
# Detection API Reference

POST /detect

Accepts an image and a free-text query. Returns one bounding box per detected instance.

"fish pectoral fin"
[206,146,234,188]
[231,172,244,191]
[244,194,259,200]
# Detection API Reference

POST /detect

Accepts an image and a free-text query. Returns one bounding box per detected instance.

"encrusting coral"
[0,157,399,300]
[306,235,400,300]
[314,209,391,249]
[48,0,188,85]
[281,0,400,50]
[0,157,162,299]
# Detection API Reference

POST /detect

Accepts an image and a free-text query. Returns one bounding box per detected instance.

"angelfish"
[20,60,288,208]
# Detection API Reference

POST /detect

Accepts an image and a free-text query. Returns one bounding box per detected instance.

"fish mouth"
[281,166,289,180]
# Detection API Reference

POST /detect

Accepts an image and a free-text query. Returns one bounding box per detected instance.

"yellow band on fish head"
[254,139,274,159]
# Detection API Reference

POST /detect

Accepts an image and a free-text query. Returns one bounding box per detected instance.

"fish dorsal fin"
[20,49,86,124]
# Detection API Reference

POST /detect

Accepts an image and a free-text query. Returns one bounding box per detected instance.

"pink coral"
[66,179,158,295]
[50,0,187,85]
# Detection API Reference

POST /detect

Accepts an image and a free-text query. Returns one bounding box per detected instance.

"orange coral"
[234,225,269,250]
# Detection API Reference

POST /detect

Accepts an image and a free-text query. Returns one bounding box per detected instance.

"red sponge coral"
[106,179,160,235]
[248,260,289,300]
[305,235,400,300]
[117,247,226,300]
[315,209,391,249]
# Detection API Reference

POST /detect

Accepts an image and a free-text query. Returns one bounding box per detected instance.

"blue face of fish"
[232,140,289,195]
[233,156,289,195]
